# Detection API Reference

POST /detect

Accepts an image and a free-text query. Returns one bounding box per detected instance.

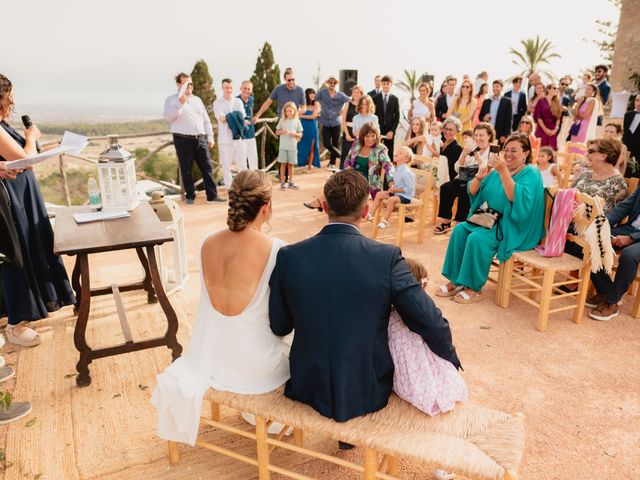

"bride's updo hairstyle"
[227,170,272,232]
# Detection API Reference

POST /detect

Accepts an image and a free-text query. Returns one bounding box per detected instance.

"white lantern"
[150,191,188,295]
[96,135,140,211]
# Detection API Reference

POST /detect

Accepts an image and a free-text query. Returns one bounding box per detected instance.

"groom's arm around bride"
[269,169,460,422]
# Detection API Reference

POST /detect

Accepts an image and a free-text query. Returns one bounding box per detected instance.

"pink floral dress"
[388,310,467,415]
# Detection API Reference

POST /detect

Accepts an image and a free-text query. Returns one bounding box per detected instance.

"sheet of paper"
[73,210,130,224]
[4,131,89,170]
[178,81,188,98]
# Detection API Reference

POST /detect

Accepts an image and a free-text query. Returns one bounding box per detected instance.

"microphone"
[21,115,41,153]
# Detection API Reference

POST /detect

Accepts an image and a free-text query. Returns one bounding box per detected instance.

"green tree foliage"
[135,147,178,183]
[191,59,217,121]
[590,0,620,66]
[36,119,168,136]
[250,42,281,165]
[509,36,561,81]
[395,69,424,101]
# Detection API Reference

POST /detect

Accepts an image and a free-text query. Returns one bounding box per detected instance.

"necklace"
[509,164,526,177]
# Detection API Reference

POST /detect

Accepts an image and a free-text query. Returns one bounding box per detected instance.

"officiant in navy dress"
[0,74,75,347]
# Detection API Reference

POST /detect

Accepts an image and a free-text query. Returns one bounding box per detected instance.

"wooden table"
[54,202,183,386]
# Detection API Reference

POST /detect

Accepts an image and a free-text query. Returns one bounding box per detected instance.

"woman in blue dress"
[0,74,75,347]
[297,88,320,169]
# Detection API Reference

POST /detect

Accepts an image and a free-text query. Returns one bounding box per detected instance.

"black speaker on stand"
[339,70,358,96]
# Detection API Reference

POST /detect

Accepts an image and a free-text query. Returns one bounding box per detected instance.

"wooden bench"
[167,387,525,480]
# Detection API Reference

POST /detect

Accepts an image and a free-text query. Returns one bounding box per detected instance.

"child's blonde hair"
[538,146,556,163]
[281,101,299,120]
[396,145,414,164]
[430,121,443,131]
[405,258,429,287]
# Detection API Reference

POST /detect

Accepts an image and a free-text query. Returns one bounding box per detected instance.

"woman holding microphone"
[0,74,75,347]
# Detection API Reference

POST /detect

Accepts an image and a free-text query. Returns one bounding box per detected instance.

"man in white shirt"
[527,72,541,101]
[213,79,248,188]
[163,73,224,204]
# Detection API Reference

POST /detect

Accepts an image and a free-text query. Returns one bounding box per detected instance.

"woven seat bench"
[167,387,524,480]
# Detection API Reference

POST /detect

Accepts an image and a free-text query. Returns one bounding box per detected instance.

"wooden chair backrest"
[555,152,576,189]
[564,141,587,154]
[410,167,433,200]
[625,177,639,195]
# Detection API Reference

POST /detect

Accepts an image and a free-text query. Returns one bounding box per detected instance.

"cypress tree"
[250,42,281,166]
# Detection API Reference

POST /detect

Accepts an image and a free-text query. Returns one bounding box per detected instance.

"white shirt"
[629,111,640,134]
[163,93,214,142]
[213,97,246,144]
[510,90,521,115]
[446,93,454,109]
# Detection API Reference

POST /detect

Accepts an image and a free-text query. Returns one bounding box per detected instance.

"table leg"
[74,254,93,387]
[72,255,81,314]
[136,247,157,304]
[146,245,182,360]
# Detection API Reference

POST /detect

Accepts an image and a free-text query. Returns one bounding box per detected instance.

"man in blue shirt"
[253,68,306,120]
[315,75,351,168]
[237,80,258,170]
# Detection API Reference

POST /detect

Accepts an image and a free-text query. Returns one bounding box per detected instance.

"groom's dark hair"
[324,170,369,220]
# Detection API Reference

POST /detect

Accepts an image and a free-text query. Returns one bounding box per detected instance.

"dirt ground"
[1,167,639,479]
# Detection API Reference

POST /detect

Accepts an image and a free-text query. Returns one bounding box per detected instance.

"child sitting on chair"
[388,258,467,416]
[370,146,416,229]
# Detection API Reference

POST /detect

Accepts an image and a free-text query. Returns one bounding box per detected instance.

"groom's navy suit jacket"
[269,223,461,422]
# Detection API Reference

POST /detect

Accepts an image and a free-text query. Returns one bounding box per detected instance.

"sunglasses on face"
[461,85,471,89]
[587,148,600,154]
[560,83,569,86]
[286,78,295,83]
[521,121,531,124]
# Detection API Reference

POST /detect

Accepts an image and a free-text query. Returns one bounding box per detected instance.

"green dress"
[442,165,545,291]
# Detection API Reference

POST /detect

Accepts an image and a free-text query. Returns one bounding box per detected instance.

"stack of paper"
[5,131,89,170]
[73,211,130,224]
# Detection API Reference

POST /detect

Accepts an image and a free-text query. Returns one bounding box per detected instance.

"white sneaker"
[377,221,388,229]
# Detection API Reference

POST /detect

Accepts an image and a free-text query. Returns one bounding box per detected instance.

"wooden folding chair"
[564,141,587,155]
[372,168,433,247]
[498,192,600,331]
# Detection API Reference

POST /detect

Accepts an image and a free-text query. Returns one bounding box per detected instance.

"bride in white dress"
[152,170,291,445]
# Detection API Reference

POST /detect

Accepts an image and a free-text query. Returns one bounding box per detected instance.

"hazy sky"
[4,0,620,118]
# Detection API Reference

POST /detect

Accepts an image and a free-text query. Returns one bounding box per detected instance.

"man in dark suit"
[435,77,456,121]
[594,64,611,127]
[504,76,527,131]
[373,75,400,155]
[479,80,512,144]
[623,95,640,178]
[269,170,461,424]
[588,179,640,321]
[367,75,381,98]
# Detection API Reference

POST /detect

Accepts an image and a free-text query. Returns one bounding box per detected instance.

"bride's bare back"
[201,229,273,316]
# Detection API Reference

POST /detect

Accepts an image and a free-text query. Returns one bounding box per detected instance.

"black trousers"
[438,179,472,222]
[381,136,395,157]
[173,134,218,200]
[322,125,341,166]
[340,133,353,170]
[568,224,640,304]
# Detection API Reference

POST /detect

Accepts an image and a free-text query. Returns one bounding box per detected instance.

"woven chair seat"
[205,387,524,480]
[512,250,583,271]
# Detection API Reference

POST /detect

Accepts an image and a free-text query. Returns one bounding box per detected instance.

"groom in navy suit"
[269,170,461,424]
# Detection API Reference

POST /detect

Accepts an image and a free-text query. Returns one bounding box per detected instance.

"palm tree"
[395,69,424,101]
[509,36,561,81]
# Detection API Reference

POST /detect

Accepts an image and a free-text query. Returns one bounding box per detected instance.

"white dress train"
[151,236,291,445]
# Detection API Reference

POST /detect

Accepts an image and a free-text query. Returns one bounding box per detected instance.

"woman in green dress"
[437,134,545,303]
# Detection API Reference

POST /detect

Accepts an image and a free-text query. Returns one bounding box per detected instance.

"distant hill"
[9,119,169,136]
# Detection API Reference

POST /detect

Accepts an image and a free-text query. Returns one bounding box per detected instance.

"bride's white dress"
[151,236,291,445]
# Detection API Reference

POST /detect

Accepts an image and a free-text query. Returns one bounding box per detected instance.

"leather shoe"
[206,196,227,203]
[338,441,355,450]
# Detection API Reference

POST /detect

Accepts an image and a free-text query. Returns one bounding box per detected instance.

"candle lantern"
[150,191,188,295]
[96,134,140,211]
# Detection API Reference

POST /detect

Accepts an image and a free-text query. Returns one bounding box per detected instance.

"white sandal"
[5,324,41,347]
[435,284,463,297]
